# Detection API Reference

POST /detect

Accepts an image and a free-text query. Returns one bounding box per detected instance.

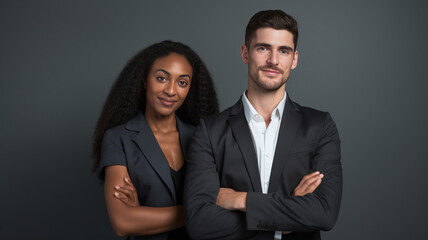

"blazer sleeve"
[246,112,343,232]
[184,119,253,240]
[97,129,126,179]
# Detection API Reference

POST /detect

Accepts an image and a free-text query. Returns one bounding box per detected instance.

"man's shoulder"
[295,102,327,116]
[202,104,234,126]
[291,100,336,128]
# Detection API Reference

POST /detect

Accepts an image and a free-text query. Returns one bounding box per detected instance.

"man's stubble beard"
[252,71,288,92]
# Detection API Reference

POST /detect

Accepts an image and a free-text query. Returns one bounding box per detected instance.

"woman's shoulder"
[102,114,146,146]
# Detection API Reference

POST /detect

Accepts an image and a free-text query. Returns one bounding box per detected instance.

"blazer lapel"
[228,100,263,192]
[176,117,193,160]
[126,112,176,202]
[268,96,301,192]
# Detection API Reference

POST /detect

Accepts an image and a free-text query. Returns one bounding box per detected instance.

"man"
[184,10,342,240]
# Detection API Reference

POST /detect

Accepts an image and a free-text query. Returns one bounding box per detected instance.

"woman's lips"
[159,97,177,107]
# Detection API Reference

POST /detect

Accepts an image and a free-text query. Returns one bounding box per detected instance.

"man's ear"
[291,50,298,69]
[241,44,249,64]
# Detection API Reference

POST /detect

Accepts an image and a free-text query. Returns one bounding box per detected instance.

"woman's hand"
[105,166,184,236]
[113,177,140,207]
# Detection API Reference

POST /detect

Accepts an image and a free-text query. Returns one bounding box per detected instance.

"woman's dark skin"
[92,40,220,238]
[110,52,324,235]
[115,169,324,235]
[103,53,193,237]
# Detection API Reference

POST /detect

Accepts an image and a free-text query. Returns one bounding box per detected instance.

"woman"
[92,40,219,239]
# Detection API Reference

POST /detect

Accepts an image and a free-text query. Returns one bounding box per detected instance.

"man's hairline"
[245,27,297,52]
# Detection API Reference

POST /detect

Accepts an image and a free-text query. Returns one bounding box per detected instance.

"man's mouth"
[260,67,282,75]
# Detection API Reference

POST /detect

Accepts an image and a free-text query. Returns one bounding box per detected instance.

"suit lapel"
[268,96,301,192]
[127,113,176,202]
[228,100,262,192]
[176,117,193,160]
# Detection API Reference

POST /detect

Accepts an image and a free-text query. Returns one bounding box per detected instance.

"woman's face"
[145,53,193,118]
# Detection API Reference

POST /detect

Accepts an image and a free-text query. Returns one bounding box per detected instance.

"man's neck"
[246,86,285,124]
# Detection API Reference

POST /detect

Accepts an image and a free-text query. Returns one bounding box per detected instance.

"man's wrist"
[236,192,247,212]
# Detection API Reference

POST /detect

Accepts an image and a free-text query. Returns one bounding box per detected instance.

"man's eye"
[258,47,267,51]
[280,50,289,54]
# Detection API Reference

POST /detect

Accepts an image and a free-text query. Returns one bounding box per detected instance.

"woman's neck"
[145,111,177,134]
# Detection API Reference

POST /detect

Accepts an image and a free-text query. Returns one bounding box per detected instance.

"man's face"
[241,27,298,92]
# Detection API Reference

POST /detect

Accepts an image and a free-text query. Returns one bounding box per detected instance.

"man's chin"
[256,81,285,92]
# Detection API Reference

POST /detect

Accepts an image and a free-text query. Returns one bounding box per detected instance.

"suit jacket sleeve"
[184,119,253,240]
[246,112,342,232]
[97,129,126,179]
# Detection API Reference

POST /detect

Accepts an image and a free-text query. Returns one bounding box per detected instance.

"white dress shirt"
[242,91,287,239]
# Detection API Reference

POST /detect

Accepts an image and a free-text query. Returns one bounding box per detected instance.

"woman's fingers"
[114,185,133,198]
[112,177,139,207]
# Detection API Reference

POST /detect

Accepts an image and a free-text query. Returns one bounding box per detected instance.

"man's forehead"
[250,27,295,49]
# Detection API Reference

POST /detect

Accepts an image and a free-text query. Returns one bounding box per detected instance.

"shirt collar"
[241,91,287,123]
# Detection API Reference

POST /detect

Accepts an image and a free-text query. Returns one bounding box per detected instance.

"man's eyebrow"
[279,46,295,52]
[253,43,295,52]
[253,43,271,48]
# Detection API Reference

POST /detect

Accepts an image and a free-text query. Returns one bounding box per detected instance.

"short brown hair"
[245,10,299,50]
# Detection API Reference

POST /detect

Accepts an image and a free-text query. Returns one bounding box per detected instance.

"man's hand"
[283,171,324,234]
[113,177,140,207]
[293,171,324,196]
[216,172,323,234]
[216,188,247,212]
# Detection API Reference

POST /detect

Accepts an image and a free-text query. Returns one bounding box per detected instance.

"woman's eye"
[178,80,188,87]
[156,76,166,82]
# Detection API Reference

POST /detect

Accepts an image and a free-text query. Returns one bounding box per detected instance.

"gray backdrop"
[1,0,427,239]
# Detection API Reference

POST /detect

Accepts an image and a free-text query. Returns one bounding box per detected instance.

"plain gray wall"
[1,0,427,239]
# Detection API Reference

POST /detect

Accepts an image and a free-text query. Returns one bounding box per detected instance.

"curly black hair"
[92,40,219,171]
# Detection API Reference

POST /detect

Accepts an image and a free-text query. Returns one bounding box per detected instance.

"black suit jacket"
[184,96,342,240]
[99,112,194,240]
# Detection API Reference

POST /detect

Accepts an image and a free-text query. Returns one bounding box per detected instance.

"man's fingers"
[298,172,322,190]
[299,172,321,187]
[301,171,320,181]
[304,177,322,193]
[294,172,324,196]
[219,187,234,193]
[303,173,324,187]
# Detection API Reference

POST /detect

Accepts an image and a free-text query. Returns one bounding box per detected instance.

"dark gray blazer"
[99,112,194,240]
[184,96,342,240]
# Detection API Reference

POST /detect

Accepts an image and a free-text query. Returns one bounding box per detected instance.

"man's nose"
[267,51,279,65]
